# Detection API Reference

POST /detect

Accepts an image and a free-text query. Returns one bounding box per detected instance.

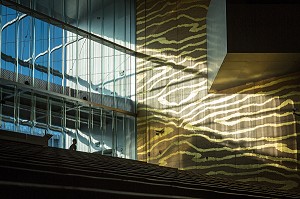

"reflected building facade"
[0,1,136,159]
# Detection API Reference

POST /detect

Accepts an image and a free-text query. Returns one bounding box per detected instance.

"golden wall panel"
[136,0,300,192]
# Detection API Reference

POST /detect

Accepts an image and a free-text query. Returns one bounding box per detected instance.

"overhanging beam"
[207,0,300,93]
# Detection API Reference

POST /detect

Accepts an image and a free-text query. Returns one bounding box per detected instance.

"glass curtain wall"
[0,1,136,159]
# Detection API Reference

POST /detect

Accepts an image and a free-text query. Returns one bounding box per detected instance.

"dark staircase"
[0,139,299,199]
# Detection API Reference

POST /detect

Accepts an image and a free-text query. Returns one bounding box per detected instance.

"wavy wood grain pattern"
[136,0,300,192]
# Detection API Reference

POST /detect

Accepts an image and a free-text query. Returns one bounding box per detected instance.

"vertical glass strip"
[88,106,92,152]
[100,108,103,155]
[110,112,114,155]
[31,17,35,86]
[14,86,19,132]
[100,0,104,105]
[0,5,2,77]
[30,93,35,135]
[47,23,51,90]
[0,88,2,128]
[113,0,116,108]
[62,29,65,94]
[75,102,79,150]
[15,12,19,82]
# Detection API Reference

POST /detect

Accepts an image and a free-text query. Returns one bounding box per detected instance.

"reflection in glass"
[0,3,136,160]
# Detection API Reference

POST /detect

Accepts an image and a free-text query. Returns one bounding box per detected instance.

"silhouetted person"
[69,138,77,151]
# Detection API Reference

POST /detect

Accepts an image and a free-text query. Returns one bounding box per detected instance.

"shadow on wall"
[137,72,300,192]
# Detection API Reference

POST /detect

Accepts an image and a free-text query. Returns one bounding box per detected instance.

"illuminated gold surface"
[136,0,300,192]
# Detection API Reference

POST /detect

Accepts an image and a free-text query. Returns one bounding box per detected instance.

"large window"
[0,2,136,159]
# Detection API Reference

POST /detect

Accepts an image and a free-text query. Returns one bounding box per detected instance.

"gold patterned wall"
[136,0,300,192]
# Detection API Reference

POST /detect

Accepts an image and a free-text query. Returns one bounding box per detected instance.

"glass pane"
[90,0,103,36]
[90,109,102,153]
[0,2,136,159]
[78,0,88,31]
[51,0,64,22]
[116,113,125,158]
[115,0,126,46]
[48,130,63,148]
[125,115,135,159]
[102,110,113,156]
[64,0,78,26]
[1,7,17,75]
[102,0,114,41]
[34,0,50,15]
